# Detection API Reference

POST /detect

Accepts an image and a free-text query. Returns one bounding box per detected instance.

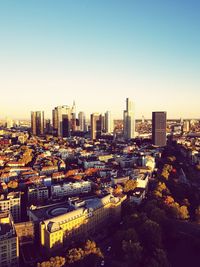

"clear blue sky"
[0,0,200,119]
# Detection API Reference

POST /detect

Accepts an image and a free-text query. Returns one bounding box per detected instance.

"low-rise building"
[28,185,49,204]
[51,181,91,199]
[0,192,21,222]
[28,194,126,253]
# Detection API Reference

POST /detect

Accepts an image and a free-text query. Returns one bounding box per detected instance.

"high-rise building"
[6,118,14,129]
[105,111,113,133]
[183,120,190,133]
[71,101,77,132]
[78,112,86,132]
[62,114,70,137]
[123,98,135,139]
[45,119,51,134]
[90,113,102,140]
[31,111,44,135]
[0,211,19,267]
[52,108,58,134]
[152,112,167,146]
[52,106,71,137]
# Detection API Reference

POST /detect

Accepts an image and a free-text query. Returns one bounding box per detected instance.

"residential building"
[0,211,19,267]
[51,181,91,199]
[0,192,21,222]
[27,185,49,204]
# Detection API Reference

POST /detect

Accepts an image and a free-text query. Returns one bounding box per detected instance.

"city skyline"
[0,0,200,119]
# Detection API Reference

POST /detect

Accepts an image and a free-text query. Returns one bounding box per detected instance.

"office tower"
[78,112,86,131]
[6,118,14,129]
[52,106,71,137]
[62,114,70,137]
[183,120,190,133]
[91,113,102,140]
[0,211,19,267]
[45,119,51,134]
[123,98,135,139]
[0,192,21,223]
[71,101,76,131]
[105,111,113,133]
[31,111,44,135]
[152,112,167,146]
[52,108,58,134]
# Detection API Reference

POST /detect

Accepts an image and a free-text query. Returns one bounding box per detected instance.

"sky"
[0,0,200,120]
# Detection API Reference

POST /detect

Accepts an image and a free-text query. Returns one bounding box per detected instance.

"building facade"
[123,98,135,139]
[0,192,21,222]
[31,111,45,136]
[28,194,125,253]
[105,111,113,133]
[51,181,91,199]
[152,112,167,146]
[0,211,19,267]
[90,113,102,140]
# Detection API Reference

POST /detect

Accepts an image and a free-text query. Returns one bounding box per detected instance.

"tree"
[37,257,65,267]
[7,180,18,189]
[149,207,167,224]
[146,248,170,267]
[66,248,84,264]
[179,205,189,220]
[140,219,162,249]
[195,206,200,223]
[83,240,103,258]
[123,180,137,193]
[122,240,143,267]
[113,184,123,195]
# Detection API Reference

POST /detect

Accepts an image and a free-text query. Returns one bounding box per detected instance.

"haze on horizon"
[0,0,200,120]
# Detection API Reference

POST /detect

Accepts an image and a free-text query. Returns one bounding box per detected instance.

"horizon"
[0,0,200,119]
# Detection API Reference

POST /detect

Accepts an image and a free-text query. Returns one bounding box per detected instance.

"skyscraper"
[52,106,71,137]
[78,112,86,132]
[71,101,77,132]
[31,111,44,135]
[123,98,135,139]
[152,112,167,146]
[105,111,113,133]
[90,113,102,140]
[62,114,70,137]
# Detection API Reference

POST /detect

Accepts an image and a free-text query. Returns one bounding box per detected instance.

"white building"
[78,112,86,131]
[105,111,113,133]
[123,98,135,139]
[0,193,21,222]
[51,181,91,199]
[0,211,19,267]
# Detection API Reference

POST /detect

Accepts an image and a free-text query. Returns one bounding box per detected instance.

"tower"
[152,111,167,146]
[31,111,44,136]
[123,98,135,139]
[90,113,102,140]
[105,111,113,133]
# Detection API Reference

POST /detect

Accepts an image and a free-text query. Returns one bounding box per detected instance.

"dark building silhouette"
[152,112,167,146]
[62,115,70,137]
